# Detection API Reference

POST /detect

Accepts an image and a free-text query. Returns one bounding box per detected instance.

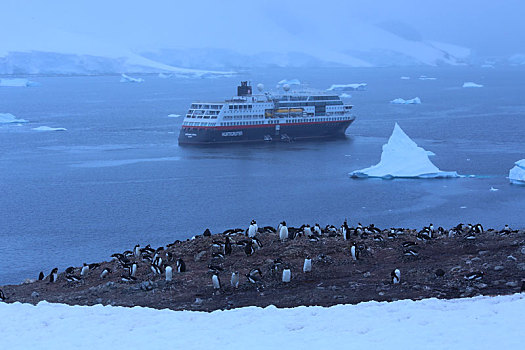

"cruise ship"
[178,81,356,144]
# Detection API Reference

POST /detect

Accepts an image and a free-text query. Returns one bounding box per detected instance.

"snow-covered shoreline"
[1,294,523,349]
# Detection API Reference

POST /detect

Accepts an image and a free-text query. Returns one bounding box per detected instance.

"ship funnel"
[237,81,252,96]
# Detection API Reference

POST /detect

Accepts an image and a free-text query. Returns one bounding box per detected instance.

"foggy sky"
[3,0,523,57]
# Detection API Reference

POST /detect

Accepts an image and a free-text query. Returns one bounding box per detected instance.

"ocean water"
[1,67,524,284]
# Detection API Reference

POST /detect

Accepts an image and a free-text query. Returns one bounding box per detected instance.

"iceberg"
[349,123,460,179]
[120,74,144,83]
[390,97,421,104]
[509,159,525,185]
[327,83,367,91]
[0,78,38,87]
[32,126,67,132]
[463,82,483,88]
[0,113,28,123]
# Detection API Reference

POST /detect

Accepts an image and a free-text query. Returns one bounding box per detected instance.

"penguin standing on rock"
[350,244,359,261]
[282,269,291,283]
[38,272,44,281]
[303,225,312,237]
[303,258,312,273]
[0,289,7,301]
[165,266,173,282]
[81,263,89,277]
[224,237,232,255]
[100,268,111,279]
[279,221,288,241]
[248,220,258,237]
[313,224,322,237]
[391,269,401,284]
[212,273,221,289]
[231,272,240,288]
[49,268,58,283]
[176,258,186,273]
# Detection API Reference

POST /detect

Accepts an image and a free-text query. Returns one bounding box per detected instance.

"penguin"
[282,269,291,283]
[208,264,223,273]
[356,223,363,236]
[49,268,58,283]
[402,241,417,247]
[404,249,419,257]
[129,263,137,277]
[165,265,173,282]
[0,289,6,301]
[244,241,255,256]
[65,266,75,274]
[100,268,111,279]
[391,269,401,284]
[150,264,161,275]
[251,237,263,249]
[176,258,186,273]
[212,273,221,289]
[65,275,81,282]
[279,221,288,241]
[246,268,262,284]
[373,234,384,242]
[203,228,212,237]
[465,232,476,240]
[153,256,163,268]
[303,224,312,237]
[303,258,312,273]
[81,263,89,277]
[464,271,484,281]
[248,220,258,237]
[224,237,232,255]
[121,275,137,282]
[38,271,45,281]
[133,244,141,258]
[231,272,240,288]
[88,263,100,270]
[501,225,511,234]
[313,223,322,236]
[473,224,483,234]
[212,252,225,260]
[350,244,359,261]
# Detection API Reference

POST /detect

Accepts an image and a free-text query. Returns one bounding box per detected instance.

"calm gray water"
[1,67,524,284]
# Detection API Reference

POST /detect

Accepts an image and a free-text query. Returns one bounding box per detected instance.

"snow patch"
[390,97,421,104]
[0,78,38,87]
[327,83,367,91]
[349,123,459,179]
[463,82,483,88]
[32,126,67,132]
[0,113,28,123]
[120,74,144,83]
[509,159,525,185]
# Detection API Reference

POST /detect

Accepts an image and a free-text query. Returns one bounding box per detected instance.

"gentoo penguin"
[246,268,262,284]
[0,289,6,301]
[65,266,75,274]
[65,275,81,282]
[224,237,232,255]
[303,225,312,237]
[100,268,111,279]
[203,228,212,237]
[341,224,348,241]
[391,269,401,284]
[134,244,141,258]
[248,220,258,237]
[150,264,161,275]
[81,263,89,277]
[350,244,359,261]
[165,265,173,282]
[121,275,137,282]
[313,223,322,236]
[279,221,288,241]
[49,268,58,283]
[303,258,312,273]
[282,269,291,283]
[38,271,45,281]
[212,273,221,289]
[464,271,484,281]
[129,263,137,277]
[502,224,511,234]
[473,224,483,234]
[356,223,363,235]
[231,272,240,288]
[251,237,263,249]
[244,241,255,256]
[176,258,186,273]
[404,248,419,257]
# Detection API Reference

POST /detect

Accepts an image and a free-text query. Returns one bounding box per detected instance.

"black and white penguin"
[88,263,100,270]
[65,266,75,274]
[129,263,137,277]
[150,264,161,275]
[38,271,45,281]
[208,264,223,273]
[350,244,359,261]
[248,220,258,238]
[279,221,288,241]
[502,224,511,234]
[246,268,262,284]
[49,268,58,283]
[212,273,221,289]
[133,244,141,258]
[355,223,363,236]
[0,289,6,301]
[282,269,291,283]
[212,252,225,260]
[231,272,240,288]
[65,275,81,282]
[473,224,483,234]
[391,269,401,284]
[313,223,322,236]
[81,263,89,277]
[303,258,312,273]
[203,228,212,237]
[251,237,263,249]
[303,224,312,237]
[121,275,137,282]
[464,271,484,281]
[176,258,186,273]
[244,241,255,256]
[224,237,232,255]
[100,268,111,279]
[403,248,419,257]
[165,265,173,282]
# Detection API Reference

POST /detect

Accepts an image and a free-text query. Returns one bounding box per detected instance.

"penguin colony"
[1,220,524,309]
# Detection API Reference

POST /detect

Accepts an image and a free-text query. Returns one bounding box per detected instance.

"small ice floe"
[158,73,173,79]
[419,76,437,81]
[349,123,460,179]
[0,113,28,123]
[426,151,436,156]
[400,76,411,80]
[390,97,421,104]
[120,74,144,83]
[167,114,181,118]
[339,93,352,98]
[463,82,483,88]
[460,206,467,209]
[32,126,67,132]
[509,159,525,185]
[490,187,499,192]
[0,78,38,87]
[327,83,367,91]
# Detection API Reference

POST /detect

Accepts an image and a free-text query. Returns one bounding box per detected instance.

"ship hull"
[178,119,355,145]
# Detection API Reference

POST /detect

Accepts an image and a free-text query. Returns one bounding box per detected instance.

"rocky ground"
[1,225,525,311]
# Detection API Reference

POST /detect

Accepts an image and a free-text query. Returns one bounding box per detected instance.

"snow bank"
[0,294,523,349]
[327,83,367,91]
[120,74,144,83]
[350,123,459,179]
[0,78,38,87]
[390,97,421,104]
[0,113,28,123]
[463,82,484,88]
[509,159,525,185]
[32,126,67,132]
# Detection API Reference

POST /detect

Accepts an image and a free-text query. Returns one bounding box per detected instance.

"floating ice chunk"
[327,83,367,91]
[32,126,67,132]
[463,82,483,88]
[277,79,301,86]
[158,73,173,79]
[339,93,352,98]
[0,113,28,123]
[426,150,435,156]
[390,97,421,104]
[490,187,499,191]
[120,74,144,83]
[349,123,460,179]
[400,76,411,80]
[419,76,437,80]
[0,78,38,87]
[167,114,181,118]
[509,159,525,185]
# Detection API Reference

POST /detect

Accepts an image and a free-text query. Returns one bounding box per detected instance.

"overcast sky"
[2,0,523,56]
